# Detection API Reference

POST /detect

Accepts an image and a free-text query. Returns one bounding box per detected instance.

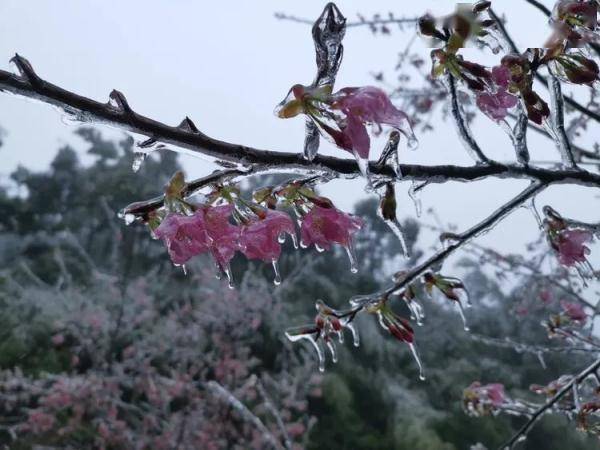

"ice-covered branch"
[205,380,285,450]
[548,74,578,168]
[500,357,600,450]
[445,72,491,164]
[2,56,600,205]
[385,182,545,296]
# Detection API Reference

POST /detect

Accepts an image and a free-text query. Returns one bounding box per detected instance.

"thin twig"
[500,357,600,449]
[206,380,284,450]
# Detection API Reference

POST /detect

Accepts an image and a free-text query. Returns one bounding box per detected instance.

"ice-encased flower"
[556,229,593,267]
[476,66,518,120]
[300,205,363,251]
[240,209,295,262]
[154,211,210,266]
[330,86,415,158]
[275,84,415,161]
[203,204,240,269]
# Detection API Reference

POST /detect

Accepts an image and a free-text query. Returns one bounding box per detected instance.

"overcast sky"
[0,0,598,287]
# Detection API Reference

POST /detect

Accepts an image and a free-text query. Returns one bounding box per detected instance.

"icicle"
[456,302,470,331]
[408,343,426,381]
[326,340,338,363]
[181,264,187,276]
[223,265,234,289]
[408,182,423,217]
[303,119,321,161]
[345,321,360,347]
[286,330,326,372]
[336,330,344,344]
[536,351,547,369]
[132,151,147,173]
[406,299,425,326]
[277,233,286,244]
[388,219,410,257]
[314,243,325,253]
[272,259,282,286]
[345,241,359,273]
[290,233,299,250]
[525,196,543,229]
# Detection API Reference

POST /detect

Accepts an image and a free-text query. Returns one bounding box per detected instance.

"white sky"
[0,0,599,289]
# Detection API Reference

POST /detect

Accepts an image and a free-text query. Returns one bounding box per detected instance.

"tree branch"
[385,182,546,296]
[3,55,598,222]
[206,380,284,450]
[500,357,600,449]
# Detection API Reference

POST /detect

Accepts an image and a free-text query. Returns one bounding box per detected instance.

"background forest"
[0,129,597,449]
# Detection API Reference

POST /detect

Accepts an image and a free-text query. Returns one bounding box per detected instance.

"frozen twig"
[548,74,578,168]
[205,380,285,450]
[385,182,545,296]
[500,357,600,449]
[445,72,491,164]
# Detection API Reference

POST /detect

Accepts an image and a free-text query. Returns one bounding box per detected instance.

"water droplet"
[407,134,419,151]
[272,259,282,286]
[277,233,286,244]
[408,343,425,381]
[132,151,147,173]
[290,233,299,250]
[456,302,470,331]
[345,243,358,273]
[326,340,338,363]
[345,322,360,347]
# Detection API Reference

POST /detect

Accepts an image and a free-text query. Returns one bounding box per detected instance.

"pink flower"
[556,229,593,266]
[476,66,518,121]
[491,65,511,88]
[51,333,65,346]
[560,300,588,323]
[540,289,553,304]
[466,382,505,407]
[204,205,240,269]
[300,206,363,251]
[27,410,55,434]
[155,211,210,265]
[331,86,414,159]
[240,210,295,262]
[484,383,506,407]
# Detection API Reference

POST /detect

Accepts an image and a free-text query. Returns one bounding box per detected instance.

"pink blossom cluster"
[154,185,364,283]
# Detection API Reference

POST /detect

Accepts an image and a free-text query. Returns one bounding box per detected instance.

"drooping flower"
[240,209,295,262]
[275,83,416,171]
[154,211,211,266]
[329,86,416,158]
[560,300,588,323]
[423,272,471,330]
[463,382,506,416]
[543,206,596,274]
[203,204,240,271]
[300,205,363,252]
